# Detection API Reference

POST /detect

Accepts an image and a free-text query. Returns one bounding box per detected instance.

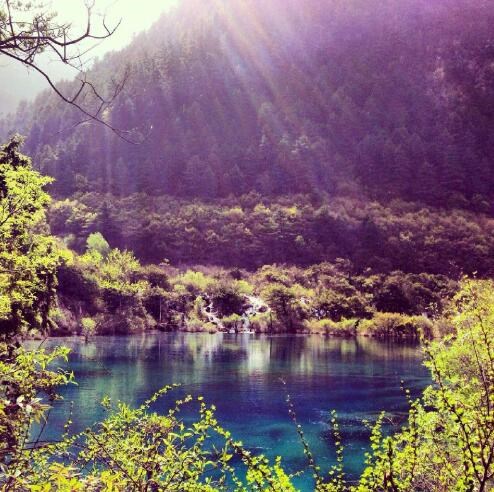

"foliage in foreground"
[0,137,63,338]
[0,138,493,490]
[1,279,493,491]
[8,386,298,491]
[350,279,494,491]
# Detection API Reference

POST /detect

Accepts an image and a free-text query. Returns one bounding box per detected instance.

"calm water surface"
[28,333,430,490]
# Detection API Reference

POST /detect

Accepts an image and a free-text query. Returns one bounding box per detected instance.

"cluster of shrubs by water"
[52,233,456,340]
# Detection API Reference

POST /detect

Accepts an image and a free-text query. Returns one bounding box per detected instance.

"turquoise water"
[28,333,430,490]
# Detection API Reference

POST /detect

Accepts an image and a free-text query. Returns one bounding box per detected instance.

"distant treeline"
[2,0,494,211]
[50,193,494,276]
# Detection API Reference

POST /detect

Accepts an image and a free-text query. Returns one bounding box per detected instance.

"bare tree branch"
[0,0,140,143]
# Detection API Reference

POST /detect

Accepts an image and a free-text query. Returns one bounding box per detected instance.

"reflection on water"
[26,333,430,491]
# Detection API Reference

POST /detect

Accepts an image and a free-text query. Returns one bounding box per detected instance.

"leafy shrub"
[304,318,358,337]
[360,312,434,339]
[249,311,273,333]
[209,282,246,317]
[349,279,494,490]
[185,315,218,333]
[80,317,96,338]
[172,271,217,296]
[222,313,243,330]
[86,232,110,257]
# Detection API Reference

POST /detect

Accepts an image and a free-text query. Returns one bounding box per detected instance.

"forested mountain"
[1,0,494,211]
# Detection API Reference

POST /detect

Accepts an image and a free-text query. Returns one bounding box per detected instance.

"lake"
[28,333,430,490]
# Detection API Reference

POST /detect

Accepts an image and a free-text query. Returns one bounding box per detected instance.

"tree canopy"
[2,0,494,210]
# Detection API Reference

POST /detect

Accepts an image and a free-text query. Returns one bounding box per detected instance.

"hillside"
[50,193,494,274]
[1,0,494,212]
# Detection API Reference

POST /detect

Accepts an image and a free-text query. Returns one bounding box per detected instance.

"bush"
[352,279,494,490]
[95,307,155,335]
[304,318,358,336]
[249,311,273,332]
[137,264,170,289]
[185,315,218,333]
[209,282,246,317]
[360,312,433,339]
[86,232,110,257]
[222,313,243,331]
[80,317,96,338]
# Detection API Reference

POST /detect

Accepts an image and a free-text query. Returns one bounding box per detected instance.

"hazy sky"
[49,0,177,56]
[0,0,177,114]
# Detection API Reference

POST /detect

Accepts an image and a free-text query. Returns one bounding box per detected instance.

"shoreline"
[30,328,425,342]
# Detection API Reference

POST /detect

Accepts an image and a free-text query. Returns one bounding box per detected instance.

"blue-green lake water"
[28,333,430,490]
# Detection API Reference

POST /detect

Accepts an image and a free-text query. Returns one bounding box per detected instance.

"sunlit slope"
[1,0,493,210]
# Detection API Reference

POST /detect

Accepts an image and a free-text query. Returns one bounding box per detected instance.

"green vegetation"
[348,279,494,491]
[48,193,494,274]
[2,0,494,488]
[0,136,64,337]
[86,232,110,258]
[47,193,470,338]
[2,178,494,489]
[54,247,456,338]
[0,137,72,482]
[80,317,96,341]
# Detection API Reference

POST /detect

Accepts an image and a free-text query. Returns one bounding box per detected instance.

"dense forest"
[2,0,494,211]
[49,193,494,274]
